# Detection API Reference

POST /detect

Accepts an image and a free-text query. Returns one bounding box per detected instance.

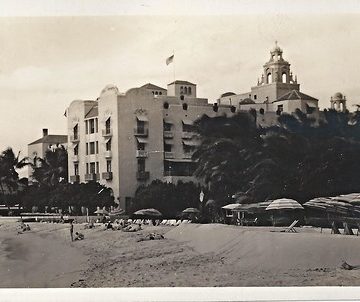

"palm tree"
[0,148,29,205]
[31,146,68,187]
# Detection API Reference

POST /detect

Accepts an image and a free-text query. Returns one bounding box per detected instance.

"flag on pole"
[166,54,174,65]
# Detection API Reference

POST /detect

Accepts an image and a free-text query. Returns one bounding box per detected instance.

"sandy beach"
[1,220,360,287]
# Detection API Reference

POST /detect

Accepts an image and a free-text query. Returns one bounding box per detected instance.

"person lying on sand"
[123,224,142,232]
[137,233,165,242]
[74,232,85,241]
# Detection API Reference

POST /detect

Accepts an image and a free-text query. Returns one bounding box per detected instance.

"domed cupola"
[257,41,297,86]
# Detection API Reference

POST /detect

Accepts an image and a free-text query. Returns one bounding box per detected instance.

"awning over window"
[136,137,148,144]
[182,140,200,146]
[136,115,149,122]
[73,143,78,148]
[163,118,173,124]
[105,138,111,144]
[182,119,193,125]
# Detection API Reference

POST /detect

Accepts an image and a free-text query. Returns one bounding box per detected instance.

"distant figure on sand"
[74,232,84,240]
[70,221,74,241]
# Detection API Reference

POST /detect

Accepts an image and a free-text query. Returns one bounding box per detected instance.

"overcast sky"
[1,2,360,164]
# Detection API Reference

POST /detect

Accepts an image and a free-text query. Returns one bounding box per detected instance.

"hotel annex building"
[66,44,321,211]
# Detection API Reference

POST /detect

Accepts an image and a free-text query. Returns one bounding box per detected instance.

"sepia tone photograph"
[1,0,360,300]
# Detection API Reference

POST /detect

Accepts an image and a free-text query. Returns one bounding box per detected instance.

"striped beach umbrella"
[266,198,304,211]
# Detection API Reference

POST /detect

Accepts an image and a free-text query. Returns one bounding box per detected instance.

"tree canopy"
[193,109,360,204]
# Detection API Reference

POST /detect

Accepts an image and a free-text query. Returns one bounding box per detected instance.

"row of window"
[73,160,112,176]
[163,102,236,113]
[85,118,99,134]
[163,121,196,132]
[163,143,195,154]
[180,86,192,95]
[73,117,111,138]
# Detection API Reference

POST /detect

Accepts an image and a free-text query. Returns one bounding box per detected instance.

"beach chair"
[160,219,167,225]
[175,220,181,226]
[282,220,299,233]
[181,219,188,224]
[343,222,354,235]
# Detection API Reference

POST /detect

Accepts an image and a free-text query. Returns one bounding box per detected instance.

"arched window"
[267,73,272,84]
[282,73,287,83]
[184,87,188,94]
[230,106,236,113]
[182,103,188,110]
[159,92,162,95]
[213,103,218,112]
[163,102,169,109]
[180,95,184,101]
[155,91,158,95]
[188,87,192,94]
[180,86,184,94]
[259,108,265,115]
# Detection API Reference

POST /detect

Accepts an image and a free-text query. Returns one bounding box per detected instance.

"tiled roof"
[141,83,166,91]
[168,80,196,86]
[28,135,67,146]
[275,90,318,102]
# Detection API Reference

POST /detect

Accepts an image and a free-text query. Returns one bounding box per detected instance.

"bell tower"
[261,41,297,85]
[252,42,300,103]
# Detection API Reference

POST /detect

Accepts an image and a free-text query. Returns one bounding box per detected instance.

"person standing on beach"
[70,221,74,241]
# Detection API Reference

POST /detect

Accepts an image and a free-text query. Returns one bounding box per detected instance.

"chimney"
[43,128,48,137]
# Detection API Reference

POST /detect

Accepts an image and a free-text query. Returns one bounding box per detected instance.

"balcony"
[183,153,193,159]
[70,135,80,143]
[182,132,194,139]
[102,172,113,180]
[104,150,112,158]
[136,150,148,158]
[71,155,79,162]
[136,171,150,181]
[70,175,80,183]
[84,173,99,182]
[102,129,112,137]
[164,152,174,159]
[163,131,173,138]
[134,128,149,137]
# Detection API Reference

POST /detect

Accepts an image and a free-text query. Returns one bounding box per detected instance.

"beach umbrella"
[266,198,304,211]
[182,207,200,214]
[133,208,162,217]
[109,208,125,216]
[221,203,241,210]
[94,209,109,215]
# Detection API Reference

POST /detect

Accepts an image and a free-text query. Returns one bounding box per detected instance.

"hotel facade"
[66,44,321,211]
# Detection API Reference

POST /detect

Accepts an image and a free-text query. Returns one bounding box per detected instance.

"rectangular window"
[95,118,98,133]
[89,142,95,154]
[163,122,171,131]
[164,143,172,152]
[85,120,88,134]
[106,160,112,172]
[73,124,78,139]
[74,145,78,155]
[96,162,99,173]
[74,163,79,175]
[86,163,89,174]
[105,117,111,134]
[96,141,99,154]
[106,139,111,151]
[86,143,89,155]
[254,95,257,100]
[183,144,194,154]
[137,158,145,172]
[90,162,96,174]
[137,120,145,134]
[89,119,95,134]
